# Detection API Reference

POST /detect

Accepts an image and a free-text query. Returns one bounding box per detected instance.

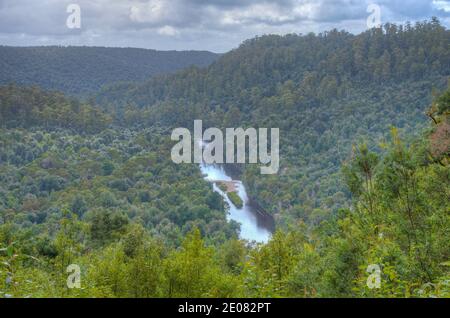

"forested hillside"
[0,85,112,132]
[96,20,450,226]
[0,46,219,96]
[0,86,448,297]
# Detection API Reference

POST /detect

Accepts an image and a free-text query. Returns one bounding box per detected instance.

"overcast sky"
[0,0,449,53]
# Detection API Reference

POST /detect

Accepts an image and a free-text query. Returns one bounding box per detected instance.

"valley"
[200,163,274,243]
[0,19,449,298]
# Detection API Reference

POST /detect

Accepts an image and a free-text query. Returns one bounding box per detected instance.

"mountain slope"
[96,19,449,109]
[0,46,220,96]
[95,20,450,225]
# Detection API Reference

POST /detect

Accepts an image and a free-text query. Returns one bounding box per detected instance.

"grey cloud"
[0,0,448,52]
[379,0,439,19]
[0,0,69,35]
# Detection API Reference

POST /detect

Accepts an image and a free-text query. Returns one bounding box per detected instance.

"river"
[200,163,275,243]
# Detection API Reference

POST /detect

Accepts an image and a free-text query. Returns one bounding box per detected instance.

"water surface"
[200,163,274,243]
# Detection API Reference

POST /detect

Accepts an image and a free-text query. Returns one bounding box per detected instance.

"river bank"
[200,163,274,243]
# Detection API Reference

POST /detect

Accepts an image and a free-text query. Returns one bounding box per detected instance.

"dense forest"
[0,46,219,96]
[96,19,450,227]
[0,20,449,297]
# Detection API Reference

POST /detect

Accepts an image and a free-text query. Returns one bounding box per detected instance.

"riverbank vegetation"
[227,192,244,209]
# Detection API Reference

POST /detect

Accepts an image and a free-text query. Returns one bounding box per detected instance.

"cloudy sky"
[0,0,449,52]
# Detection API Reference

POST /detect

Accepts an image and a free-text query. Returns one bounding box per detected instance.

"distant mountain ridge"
[0,46,220,96]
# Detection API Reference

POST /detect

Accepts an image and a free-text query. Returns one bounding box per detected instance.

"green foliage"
[0,85,112,133]
[227,192,244,208]
[94,20,450,228]
[0,125,235,246]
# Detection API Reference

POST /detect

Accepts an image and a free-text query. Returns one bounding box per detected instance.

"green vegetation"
[0,20,449,298]
[0,46,219,96]
[227,192,244,209]
[0,86,238,246]
[216,182,228,192]
[0,85,112,133]
[95,19,450,228]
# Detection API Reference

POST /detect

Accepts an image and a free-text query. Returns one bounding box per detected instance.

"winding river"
[200,163,275,243]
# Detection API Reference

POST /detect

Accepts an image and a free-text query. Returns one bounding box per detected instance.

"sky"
[0,0,449,53]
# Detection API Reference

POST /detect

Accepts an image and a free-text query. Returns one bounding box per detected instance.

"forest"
[95,18,450,228]
[0,19,449,298]
[0,46,219,96]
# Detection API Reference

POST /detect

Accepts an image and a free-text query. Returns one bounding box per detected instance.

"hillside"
[95,20,450,225]
[0,46,219,96]
[0,84,448,298]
